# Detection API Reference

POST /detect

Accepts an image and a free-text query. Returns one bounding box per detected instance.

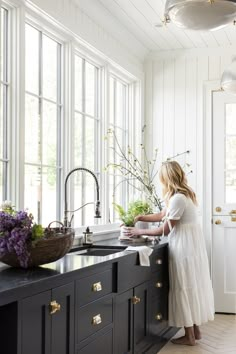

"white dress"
[165,193,214,328]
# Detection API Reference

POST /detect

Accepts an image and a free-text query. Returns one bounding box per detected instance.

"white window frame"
[24,19,64,224]
[1,0,143,237]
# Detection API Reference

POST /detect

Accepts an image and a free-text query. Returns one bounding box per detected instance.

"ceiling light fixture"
[221,58,236,94]
[164,0,236,31]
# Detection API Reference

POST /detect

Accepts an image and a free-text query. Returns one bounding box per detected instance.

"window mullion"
[37,30,43,224]
[56,42,62,220]
[81,58,86,225]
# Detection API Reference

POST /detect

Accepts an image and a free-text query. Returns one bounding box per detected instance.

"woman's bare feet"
[171,335,196,346]
[194,324,202,340]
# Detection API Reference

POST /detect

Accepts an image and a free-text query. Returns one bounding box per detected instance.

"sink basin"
[70,246,125,257]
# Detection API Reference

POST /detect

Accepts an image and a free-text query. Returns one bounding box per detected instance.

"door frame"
[203,80,221,276]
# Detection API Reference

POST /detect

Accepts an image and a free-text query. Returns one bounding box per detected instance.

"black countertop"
[0,236,168,306]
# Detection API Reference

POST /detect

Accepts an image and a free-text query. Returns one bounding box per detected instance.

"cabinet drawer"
[76,268,113,306]
[78,329,113,354]
[77,294,113,342]
[150,247,168,272]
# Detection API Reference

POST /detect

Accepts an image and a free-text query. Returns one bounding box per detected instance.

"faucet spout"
[64,167,101,227]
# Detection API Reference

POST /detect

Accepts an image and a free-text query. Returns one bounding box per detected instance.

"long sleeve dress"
[166,193,214,327]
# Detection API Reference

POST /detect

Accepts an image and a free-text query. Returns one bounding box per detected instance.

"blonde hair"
[159,161,197,205]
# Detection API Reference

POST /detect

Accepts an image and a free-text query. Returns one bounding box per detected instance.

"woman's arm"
[124,218,178,237]
[134,209,166,224]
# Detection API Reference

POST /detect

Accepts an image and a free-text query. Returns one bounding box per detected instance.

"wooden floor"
[158,314,236,354]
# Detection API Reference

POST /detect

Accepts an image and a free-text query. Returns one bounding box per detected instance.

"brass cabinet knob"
[132,296,141,305]
[92,281,102,292]
[155,258,162,265]
[215,206,222,212]
[155,282,163,288]
[92,314,102,325]
[230,210,236,214]
[49,300,61,315]
[215,219,222,225]
[155,313,162,320]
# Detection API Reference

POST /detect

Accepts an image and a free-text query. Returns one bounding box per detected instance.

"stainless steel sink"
[75,247,124,256]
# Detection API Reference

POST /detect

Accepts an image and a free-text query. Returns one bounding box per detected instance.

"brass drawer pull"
[215,219,221,225]
[155,313,162,320]
[156,258,162,265]
[92,281,102,292]
[132,296,141,305]
[92,314,102,325]
[155,282,163,288]
[215,206,221,212]
[230,210,236,214]
[49,300,61,315]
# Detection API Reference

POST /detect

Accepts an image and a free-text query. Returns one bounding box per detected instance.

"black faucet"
[63,167,101,227]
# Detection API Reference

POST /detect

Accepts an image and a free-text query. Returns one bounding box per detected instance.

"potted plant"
[114,200,152,239]
[0,201,74,268]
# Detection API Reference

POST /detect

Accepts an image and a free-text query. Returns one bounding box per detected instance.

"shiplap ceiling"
[74,0,236,57]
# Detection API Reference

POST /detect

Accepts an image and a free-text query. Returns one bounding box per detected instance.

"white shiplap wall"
[145,47,236,220]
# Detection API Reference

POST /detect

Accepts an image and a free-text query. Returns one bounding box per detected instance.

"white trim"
[203,80,221,275]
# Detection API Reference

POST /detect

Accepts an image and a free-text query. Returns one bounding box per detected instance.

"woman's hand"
[123,226,142,237]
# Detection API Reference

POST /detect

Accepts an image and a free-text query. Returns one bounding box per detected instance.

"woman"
[124,161,214,346]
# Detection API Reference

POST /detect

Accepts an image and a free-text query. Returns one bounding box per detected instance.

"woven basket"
[0,223,75,268]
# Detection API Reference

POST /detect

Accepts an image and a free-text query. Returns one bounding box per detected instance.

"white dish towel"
[126,246,153,266]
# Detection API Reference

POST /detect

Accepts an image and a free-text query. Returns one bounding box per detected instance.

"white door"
[212,91,236,313]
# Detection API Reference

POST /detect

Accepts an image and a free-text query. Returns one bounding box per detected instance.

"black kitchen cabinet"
[21,282,74,354]
[114,245,170,354]
[0,241,175,354]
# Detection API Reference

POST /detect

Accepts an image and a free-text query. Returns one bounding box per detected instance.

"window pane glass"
[0,8,5,82]
[85,62,95,116]
[42,166,57,225]
[226,137,236,170]
[25,24,39,94]
[84,175,96,226]
[226,170,236,204]
[72,172,82,227]
[0,84,3,158]
[116,81,125,127]
[74,112,83,166]
[25,94,40,163]
[75,56,83,112]
[42,101,57,166]
[226,104,236,135]
[109,77,114,126]
[85,117,94,170]
[42,35,58,101]
[24,164,42,223]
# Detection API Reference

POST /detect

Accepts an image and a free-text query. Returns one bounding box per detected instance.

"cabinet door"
[114,289,133,354]
[21,290,51,354]
[133,282,149,354]
[51,282,75,354]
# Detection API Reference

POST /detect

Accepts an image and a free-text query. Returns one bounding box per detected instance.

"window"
[0,7,9,202]
[108,75,128,223]
[73,54,100,227]
[24,23,62,225]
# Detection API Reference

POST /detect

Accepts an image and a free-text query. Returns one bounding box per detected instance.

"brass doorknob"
[49,300,61,314]
[155,313,162,320]
[215,219,222,225]
[155,282,163,288]
[132,296,141,305]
